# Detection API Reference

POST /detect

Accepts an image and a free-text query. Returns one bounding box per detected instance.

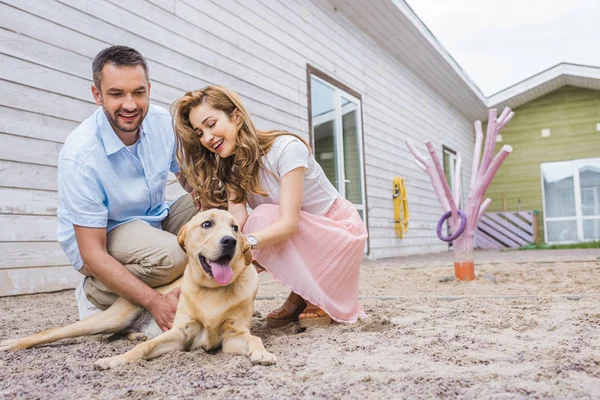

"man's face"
[92,64,150,140]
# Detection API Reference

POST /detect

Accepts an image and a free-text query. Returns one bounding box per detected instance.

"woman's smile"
[213,138,225,152]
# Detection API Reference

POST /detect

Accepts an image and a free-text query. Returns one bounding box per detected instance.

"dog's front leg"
[94,322,197,370]
[222,331,276,365]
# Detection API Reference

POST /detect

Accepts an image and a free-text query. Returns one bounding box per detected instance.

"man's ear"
[177,223,188,253]
[91,84,102,106]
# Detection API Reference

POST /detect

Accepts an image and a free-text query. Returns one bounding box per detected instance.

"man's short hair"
[92,45,149,89]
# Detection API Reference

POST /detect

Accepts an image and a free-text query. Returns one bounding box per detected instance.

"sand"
[1,250,599,399]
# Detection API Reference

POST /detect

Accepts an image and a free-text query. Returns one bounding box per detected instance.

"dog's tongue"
[211,261,233,285]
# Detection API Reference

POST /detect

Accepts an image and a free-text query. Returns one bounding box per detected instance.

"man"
[57,45,198,331]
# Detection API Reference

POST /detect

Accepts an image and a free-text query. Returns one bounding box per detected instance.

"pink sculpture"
[406,108,514,280]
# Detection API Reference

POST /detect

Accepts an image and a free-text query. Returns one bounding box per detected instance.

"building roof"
[487,63,600,109]
[328,0,489,121]
[330,2,600,122]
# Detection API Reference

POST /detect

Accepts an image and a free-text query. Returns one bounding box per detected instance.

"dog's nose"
[220,236,237,253]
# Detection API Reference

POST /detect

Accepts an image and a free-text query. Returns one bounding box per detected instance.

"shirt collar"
[97,107,148,156]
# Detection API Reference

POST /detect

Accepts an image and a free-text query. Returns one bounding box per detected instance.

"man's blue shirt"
[56,105,180,270]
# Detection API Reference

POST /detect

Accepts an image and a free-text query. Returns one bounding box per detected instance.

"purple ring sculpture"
[436,209,467,242]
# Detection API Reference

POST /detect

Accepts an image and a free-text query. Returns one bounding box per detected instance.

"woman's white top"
[245,135,339,216]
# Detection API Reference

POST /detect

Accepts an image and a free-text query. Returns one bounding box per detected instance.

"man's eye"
[201,221,212,228]
[232,225,239,233]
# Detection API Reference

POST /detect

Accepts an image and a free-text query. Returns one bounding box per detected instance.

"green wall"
[486,86,600,243]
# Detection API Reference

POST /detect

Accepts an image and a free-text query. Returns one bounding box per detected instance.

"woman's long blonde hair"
[171,86,310,208]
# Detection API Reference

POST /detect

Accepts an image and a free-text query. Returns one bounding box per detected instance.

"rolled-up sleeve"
[57,159,108,228]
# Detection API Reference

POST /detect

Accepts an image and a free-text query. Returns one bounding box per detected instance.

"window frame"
[540,157,600,243]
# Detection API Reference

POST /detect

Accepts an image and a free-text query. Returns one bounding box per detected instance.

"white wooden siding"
[0,0,475,296]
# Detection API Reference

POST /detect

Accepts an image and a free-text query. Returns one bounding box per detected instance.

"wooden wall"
[0,0,475,295]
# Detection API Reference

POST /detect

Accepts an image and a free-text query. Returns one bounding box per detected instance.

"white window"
[309,74,367,222]
[541,158,600,243]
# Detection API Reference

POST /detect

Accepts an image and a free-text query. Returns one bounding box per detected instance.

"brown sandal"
[266,297,306,328]
[298,304,332,328]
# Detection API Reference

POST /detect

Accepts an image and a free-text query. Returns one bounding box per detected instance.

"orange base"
[454,261,475,281]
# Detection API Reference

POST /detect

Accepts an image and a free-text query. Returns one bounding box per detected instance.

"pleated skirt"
[243,197,368,323]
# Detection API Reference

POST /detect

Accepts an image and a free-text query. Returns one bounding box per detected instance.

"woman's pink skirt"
[243,197,368,323]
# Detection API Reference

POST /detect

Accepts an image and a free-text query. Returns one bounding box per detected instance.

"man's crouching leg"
[83,220,188,310]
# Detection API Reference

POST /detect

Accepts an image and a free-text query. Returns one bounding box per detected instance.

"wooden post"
[532,211,539,244]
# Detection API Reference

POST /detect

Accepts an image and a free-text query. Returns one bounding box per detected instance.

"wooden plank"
[499,211,533,232]
[485,213,534,242]
[0,265,80,296]
[0,242,68,269]
[0,52,93,102]
[0,133,63,167]
[477,217,523,248]
[0,79,95,122]
[517,211,534,224]
[0,106,76,143]
[0,187,58,216]
[0,26,91,82]
[147,0,175,13]
[475,231,503,249]
[0,161,58,191]
[0,215,58,241]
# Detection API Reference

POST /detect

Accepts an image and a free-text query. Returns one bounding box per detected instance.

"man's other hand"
[147,287,182,331]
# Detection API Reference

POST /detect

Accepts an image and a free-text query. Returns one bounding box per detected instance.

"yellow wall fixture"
[393,176,409,238]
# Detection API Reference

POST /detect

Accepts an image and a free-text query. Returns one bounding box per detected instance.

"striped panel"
[476,211,535,249]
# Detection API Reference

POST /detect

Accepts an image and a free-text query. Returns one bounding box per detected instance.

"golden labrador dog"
[0,209,276,368]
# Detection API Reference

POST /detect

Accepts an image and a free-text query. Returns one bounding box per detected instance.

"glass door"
[310,75,366,220]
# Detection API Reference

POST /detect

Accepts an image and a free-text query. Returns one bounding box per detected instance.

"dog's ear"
[177,223,188,253]
[241,234,252,265]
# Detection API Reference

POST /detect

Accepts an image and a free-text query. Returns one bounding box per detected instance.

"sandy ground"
[1,249,599,399]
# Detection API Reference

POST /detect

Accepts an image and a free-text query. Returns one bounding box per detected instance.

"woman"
[171,86,367,327]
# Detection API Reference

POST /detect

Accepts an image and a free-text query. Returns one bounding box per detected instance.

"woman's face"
[189,102,238,158]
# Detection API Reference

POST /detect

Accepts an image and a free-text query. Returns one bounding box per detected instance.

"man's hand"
[147,287,182,331]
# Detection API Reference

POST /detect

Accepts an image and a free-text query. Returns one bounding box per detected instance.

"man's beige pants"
[83,194,197,309]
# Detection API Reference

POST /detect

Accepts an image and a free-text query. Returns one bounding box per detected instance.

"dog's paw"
[0,339,27,352]
[250,349,277,366]
[125,332,147,342]
[94,356,130,370]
